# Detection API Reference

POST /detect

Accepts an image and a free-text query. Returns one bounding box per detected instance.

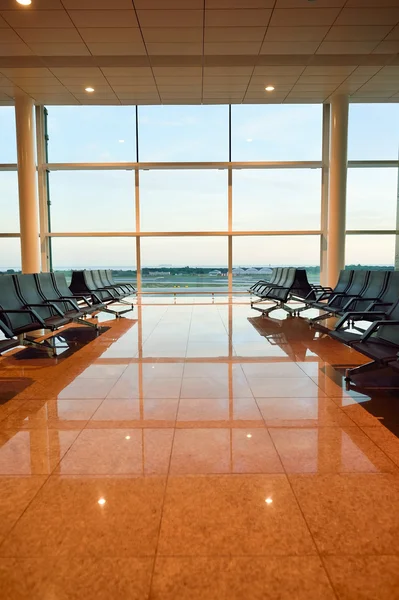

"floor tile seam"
[353,424,399,471]
[0,399,31,424]
[101,351,143,402]
[0,472,51,555]
[147,387,184,591]
[264,415,338,597]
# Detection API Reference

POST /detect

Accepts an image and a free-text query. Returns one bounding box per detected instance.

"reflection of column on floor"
[137,299,144,473]
[228,303,234,472]
[29,428,52,474]
[317,365,342,472]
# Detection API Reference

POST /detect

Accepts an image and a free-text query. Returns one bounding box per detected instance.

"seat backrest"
[376,300,399,346]
[380,270,399,305]
[273,267,286,287]
[268,269,278,285]
[35,273,70,313]
[13,274,56,321]
[91,270,105,289]
[83,270,97,291]
[344,270,370,296]
[0,274,35,332]
[106,269,115,285]
[290,269,315,300]
[52,272,73,298]
[334,269,353,294]
[99,270,112,287]
[70,270,90,294]
[361,270,389,299]
[273,268,296,301]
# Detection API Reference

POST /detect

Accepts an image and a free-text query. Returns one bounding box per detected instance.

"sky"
[0,102,398,270]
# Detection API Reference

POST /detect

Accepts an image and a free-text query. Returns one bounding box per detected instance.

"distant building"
[245,267,259,274]
[232,268,246,275]
[209,270,222,276]
[258,267,273,274]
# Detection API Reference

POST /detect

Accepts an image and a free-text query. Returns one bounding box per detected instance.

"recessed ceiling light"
[265,86,275,92]
[246,138,253,142]
[98,498,106,506]
[119,139,125,143]
[265,498,273,505]
[125,435,131,440]
[85,87,95,93]
[16,0,32,5]
[246,433,252,438]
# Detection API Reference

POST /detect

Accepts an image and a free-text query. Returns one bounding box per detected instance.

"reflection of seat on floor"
[248,315,315,361]
[0,318,135,440]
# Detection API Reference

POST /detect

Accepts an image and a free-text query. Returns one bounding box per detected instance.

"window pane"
[0,108,17,163]
[51,238,137,284]
[47,106,136,162]
[233,235,321,288]
[140,170,227,232]
[233,169,321,231]
[49,171,135,232]
[348,104,399,160]
[346,168,398,230]
[0,238,21,272]
[346,235,395,267]
[138,105,229,161]
[0,172,20,232]
[231,105,322,161]
[141,237,228,293]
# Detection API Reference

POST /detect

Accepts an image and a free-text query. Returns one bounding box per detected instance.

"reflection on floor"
[1,299,399,599]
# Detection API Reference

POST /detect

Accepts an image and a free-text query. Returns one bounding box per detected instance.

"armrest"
[91,291,104,304]
[361,320,399,342]
[0,308,46,327]
[0,319,14,338]
[45,298,80,311]
[24,302,65,318]
[335,311,387,331]
[59,295,91,308]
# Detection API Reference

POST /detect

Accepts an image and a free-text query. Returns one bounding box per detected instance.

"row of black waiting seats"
[249,267,315,316]
[0,270,135,356]
[305,269,399,326]
[309,269,399,385]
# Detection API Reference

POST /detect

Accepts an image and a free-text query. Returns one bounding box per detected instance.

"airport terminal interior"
[1,0,399,598]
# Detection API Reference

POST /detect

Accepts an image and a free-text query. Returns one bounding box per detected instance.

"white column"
[327,94,349,288]
[320,103,330,287]
[15,95,40,274]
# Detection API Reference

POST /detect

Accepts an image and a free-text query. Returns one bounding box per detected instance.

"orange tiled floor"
[1,299,399,599]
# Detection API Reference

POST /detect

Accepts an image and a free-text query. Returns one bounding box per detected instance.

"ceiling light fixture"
[246,434,252,438]
[85,87,95,93]
[265,86,275,92]
[16,0,32,5]
[265,498,273,505]
[98,498,106,506]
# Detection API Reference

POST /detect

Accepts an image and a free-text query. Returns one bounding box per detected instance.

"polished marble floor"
[1,298,399,599]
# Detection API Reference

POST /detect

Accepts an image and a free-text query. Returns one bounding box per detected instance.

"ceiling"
[0,0,398,105]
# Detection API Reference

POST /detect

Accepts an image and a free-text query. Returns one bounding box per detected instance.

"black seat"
[0,275,46,337]
[105,270,136,294]
[307,269,353,305]
[340,300,399,385]
[13,273,71,330]
[309,270,370,323]
[70,271,133,318]
[51,272,104,314]
[97,270,130,297]
[35,273,85,319]
[251,268,301,317]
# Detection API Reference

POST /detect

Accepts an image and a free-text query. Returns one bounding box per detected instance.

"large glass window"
[233,235,321,288]
[348,104,399,160]
[49,171,135,232]
[0,172,20,232]
[138,105,229,162]
[47,106,137,163]
[231,105,323,161]
[140,170,227,232]
[233,169,321,231]
[51,237,137,284]
[0,108,17,163]
[346,235,395,267]
[346,168,398,231]
[0,238,21,272]
[140,237,228,292]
